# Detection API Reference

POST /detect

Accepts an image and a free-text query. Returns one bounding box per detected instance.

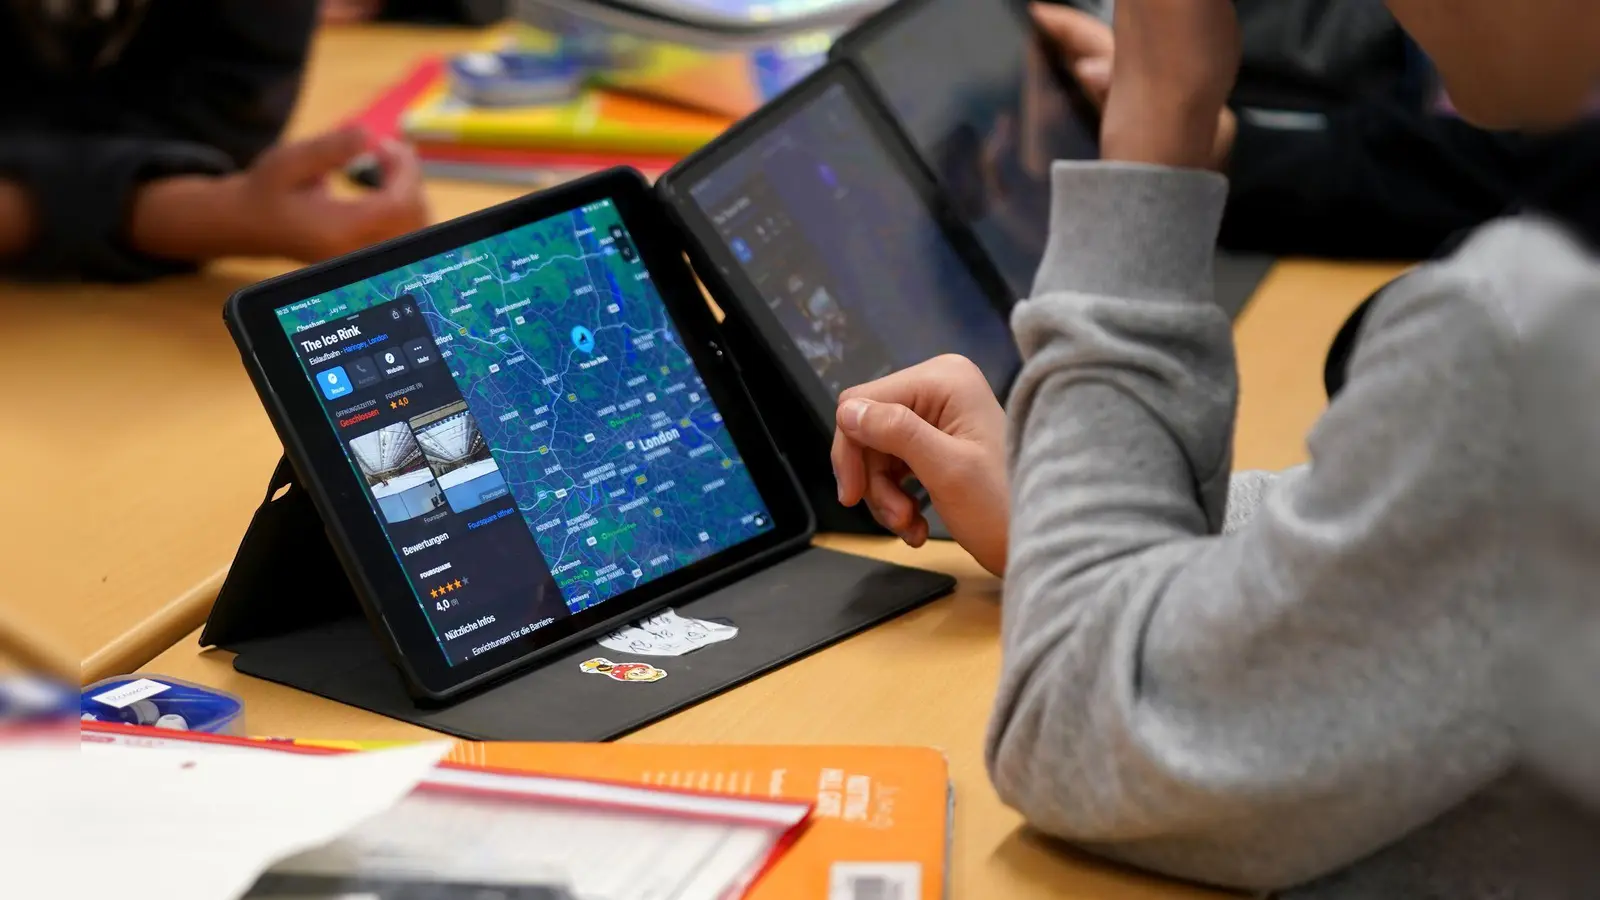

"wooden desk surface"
[11,21,1404,896]
[0,25,536,683]
[147,535,1234,900]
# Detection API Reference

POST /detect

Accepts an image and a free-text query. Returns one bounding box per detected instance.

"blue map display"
[277,199,775,613]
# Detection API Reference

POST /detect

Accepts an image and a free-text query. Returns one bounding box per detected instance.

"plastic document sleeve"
[81,723,814,900]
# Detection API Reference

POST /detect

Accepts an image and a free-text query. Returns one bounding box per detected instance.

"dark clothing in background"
[1231,0,1411,112]
[383,0,508,26]
[0,1,318,281]
[1221,0,1600,261]
[1223,103,1600,261]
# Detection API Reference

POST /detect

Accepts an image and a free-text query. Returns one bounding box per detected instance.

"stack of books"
[351,25,830,187]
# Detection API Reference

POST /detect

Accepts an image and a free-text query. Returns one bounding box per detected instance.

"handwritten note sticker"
[598,608,738,657]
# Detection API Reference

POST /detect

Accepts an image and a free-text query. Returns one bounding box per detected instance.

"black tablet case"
[200,457,956,741]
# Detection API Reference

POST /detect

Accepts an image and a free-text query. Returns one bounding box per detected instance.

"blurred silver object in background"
[512,0,885,49]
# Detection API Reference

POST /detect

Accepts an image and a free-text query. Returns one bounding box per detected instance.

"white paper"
[88,677,171,708]
[597,608,739,657]
[4,739,451,900]
[58,729,808,900]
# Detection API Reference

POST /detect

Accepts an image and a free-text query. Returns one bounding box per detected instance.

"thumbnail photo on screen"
[348,423,443,524]
[408,400,509,515]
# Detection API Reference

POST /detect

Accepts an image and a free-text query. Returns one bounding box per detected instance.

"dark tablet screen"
[851,0,1099,297]
[272,198,775,668]
[682,77,1018,406]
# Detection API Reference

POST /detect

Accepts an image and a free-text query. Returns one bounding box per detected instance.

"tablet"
[837,0,1100,298]
[226,170,810,700]
[657,65,1019,431]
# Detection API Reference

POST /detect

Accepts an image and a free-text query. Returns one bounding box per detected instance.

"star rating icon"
[430,579,467,599]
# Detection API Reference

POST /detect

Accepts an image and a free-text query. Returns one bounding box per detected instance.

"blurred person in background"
[830,0,1600,896]
[1044,0,1600,259]
[0,0,429,282]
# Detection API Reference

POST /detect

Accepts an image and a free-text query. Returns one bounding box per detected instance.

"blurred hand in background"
[1032,2,1238,171]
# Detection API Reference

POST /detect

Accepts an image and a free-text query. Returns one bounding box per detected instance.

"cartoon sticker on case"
[579,657,668,683]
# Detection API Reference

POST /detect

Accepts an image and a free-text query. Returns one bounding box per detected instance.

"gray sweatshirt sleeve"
[1223,469,1287,534]
[985,162,1520,890]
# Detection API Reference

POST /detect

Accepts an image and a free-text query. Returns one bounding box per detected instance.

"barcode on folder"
[829,862,922,900]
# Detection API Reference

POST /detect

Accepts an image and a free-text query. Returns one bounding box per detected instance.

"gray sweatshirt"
[986,161,1600,897]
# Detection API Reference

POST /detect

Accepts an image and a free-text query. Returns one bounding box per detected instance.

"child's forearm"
[0,180,34,260]
[126,173,259,263]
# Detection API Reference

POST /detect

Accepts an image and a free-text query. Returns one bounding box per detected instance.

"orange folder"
[303,740,954,899]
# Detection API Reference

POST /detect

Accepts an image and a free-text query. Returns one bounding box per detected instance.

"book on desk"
[285,738,954,900]
[79,722,829,900]
[342,19,828,189]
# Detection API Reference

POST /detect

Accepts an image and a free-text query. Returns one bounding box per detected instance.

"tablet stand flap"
[200,455,363,650]
[228,545,956,740]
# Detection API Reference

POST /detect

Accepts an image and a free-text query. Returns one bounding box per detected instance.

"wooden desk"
[128,244,1391,894]
[0,21,1401,685]
[147,535,1230,900]
[1,25,523,684]
[12,21,1403,895]
[5,17,1411,899]
[1230,260,1405,471]
[28,252,1387,683]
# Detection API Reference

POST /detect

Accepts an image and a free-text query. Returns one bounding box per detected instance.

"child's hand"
[0,180,33,260]
[1099,0,1240,170]
[130,126,429,264]
[1031,2,1237,171]
[1030,3,1114,107]
[320,0,384,23]
[831,355,1009,576]
[227,126,429,262]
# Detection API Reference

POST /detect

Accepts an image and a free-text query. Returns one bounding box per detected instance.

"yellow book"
[500,25,831,119]
[401,71,732,156]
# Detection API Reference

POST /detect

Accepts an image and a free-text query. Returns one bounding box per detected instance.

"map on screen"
[276,200,772,637]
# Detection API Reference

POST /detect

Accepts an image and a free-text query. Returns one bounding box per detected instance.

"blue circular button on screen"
[318,365,352,400]
[571,325,595,354]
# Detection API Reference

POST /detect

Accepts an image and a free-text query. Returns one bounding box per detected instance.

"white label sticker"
[90,678,172,709]
[828,862,922,900]
[598,608,738,657]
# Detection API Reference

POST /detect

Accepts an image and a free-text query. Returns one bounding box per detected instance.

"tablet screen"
[683,79,1017,403]
[853,0,1099,298]
[273,199,774,667]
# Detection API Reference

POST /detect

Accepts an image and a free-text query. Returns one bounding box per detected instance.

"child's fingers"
[901,511,930,548]
[865,460,918,534]
[342,140,428,239]
[1032,3,1114,60]
[266,125,368,186]
[373,138,424,200]
[831,427,869,506]
[1074,57,1113,107]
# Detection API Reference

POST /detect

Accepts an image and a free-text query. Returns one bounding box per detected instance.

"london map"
[278,200,774,612]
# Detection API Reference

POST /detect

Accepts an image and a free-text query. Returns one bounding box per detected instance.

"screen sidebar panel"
[280,296,567,666]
